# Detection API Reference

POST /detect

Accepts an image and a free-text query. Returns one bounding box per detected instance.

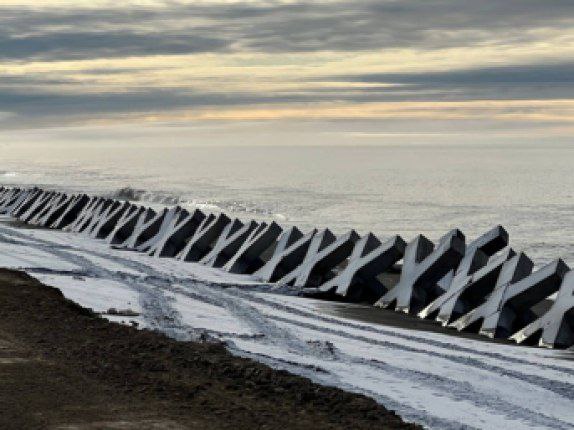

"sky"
[2,0,574,143]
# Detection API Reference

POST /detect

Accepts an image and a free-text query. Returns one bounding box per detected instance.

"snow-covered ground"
[0,216,572,430]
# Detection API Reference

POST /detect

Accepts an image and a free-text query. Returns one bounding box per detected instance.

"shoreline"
[0,216,555,349]
[1,210,574,428]
[0,216,552,349]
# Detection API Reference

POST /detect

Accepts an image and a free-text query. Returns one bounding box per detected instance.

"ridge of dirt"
[0,268,419,430]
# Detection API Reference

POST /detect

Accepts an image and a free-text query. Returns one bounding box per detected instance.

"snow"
[0,240,80,272]
[165,287,256,337]
[0,218,573,430]
[34,273,142,315]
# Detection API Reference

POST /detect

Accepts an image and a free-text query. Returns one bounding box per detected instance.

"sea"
[1,134,573,267]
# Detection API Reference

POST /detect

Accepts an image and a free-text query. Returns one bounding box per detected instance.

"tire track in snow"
[3,225,574,394]
[230,347,476,430]
[3,225,574,398]
[169,283,487,430]
[159,281,574,429]
[167,283,574,430]
[7,225,574,378]
[253,298,574,399]
[0,230,185,339]
[0,227,483,428]
[1,224,574,429]
[226,288,574,376]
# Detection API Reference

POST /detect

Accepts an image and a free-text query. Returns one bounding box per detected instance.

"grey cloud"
[337,63,574,85]
[0,84,331,121]
[318,62,574,101]
[4,60,574,126]
[0,32,228,61]
[1,1,574,61]
[3,1,574,127]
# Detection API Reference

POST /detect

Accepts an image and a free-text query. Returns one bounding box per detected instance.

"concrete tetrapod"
[420,247,515,325]
[19,191,55,223]
[28,193,65,225]
[51,195,90,230]
[25,191,56,224]
[200,219,259,268]
[147,208,206,258]
[135,206,184,253]
[311,233,406,303]
[83,200,122,236]
[76,199,115,233]
[118,208,167,250]
[177,213,231,262]
[1,189,28,214]
[417,226,511,324]
[64,197,103,233]
[8,188,36,214]
[7,189,33,215]
[12,189,42,218]
[35,194,74,227]
[0,188,22,209]
[0,187,10,204]
[106,206,149,245]
[278,229,359,288]
[223,221,283,274]
[10,189,41,218]
[510,270,574,348]
[252,227,315,283]
[375,229,466,314]
[0,188,9,209]
[450,257,568,338]
[0,188,15,212]
[89,201,133,239]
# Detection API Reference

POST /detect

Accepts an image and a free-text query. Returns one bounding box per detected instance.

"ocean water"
[1,140,573,266]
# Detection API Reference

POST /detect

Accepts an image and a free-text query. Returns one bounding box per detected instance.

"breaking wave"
[106,187,287,221]
[106,187,181,205]
[190,198,287,220]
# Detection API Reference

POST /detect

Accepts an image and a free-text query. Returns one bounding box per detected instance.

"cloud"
[319,62,574,101]
[2,1,574,130]
[1,1,574,61]
[0,31,228,61]
[3,59,574,129]
[336,62,574,85]
[0,82,333,126]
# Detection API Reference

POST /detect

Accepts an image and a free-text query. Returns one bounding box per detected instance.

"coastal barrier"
[1,186,573,349]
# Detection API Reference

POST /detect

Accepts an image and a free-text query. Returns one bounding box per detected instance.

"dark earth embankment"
[0,268,419,430]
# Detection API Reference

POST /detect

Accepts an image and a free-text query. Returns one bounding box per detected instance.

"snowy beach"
[1,215,573,429]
